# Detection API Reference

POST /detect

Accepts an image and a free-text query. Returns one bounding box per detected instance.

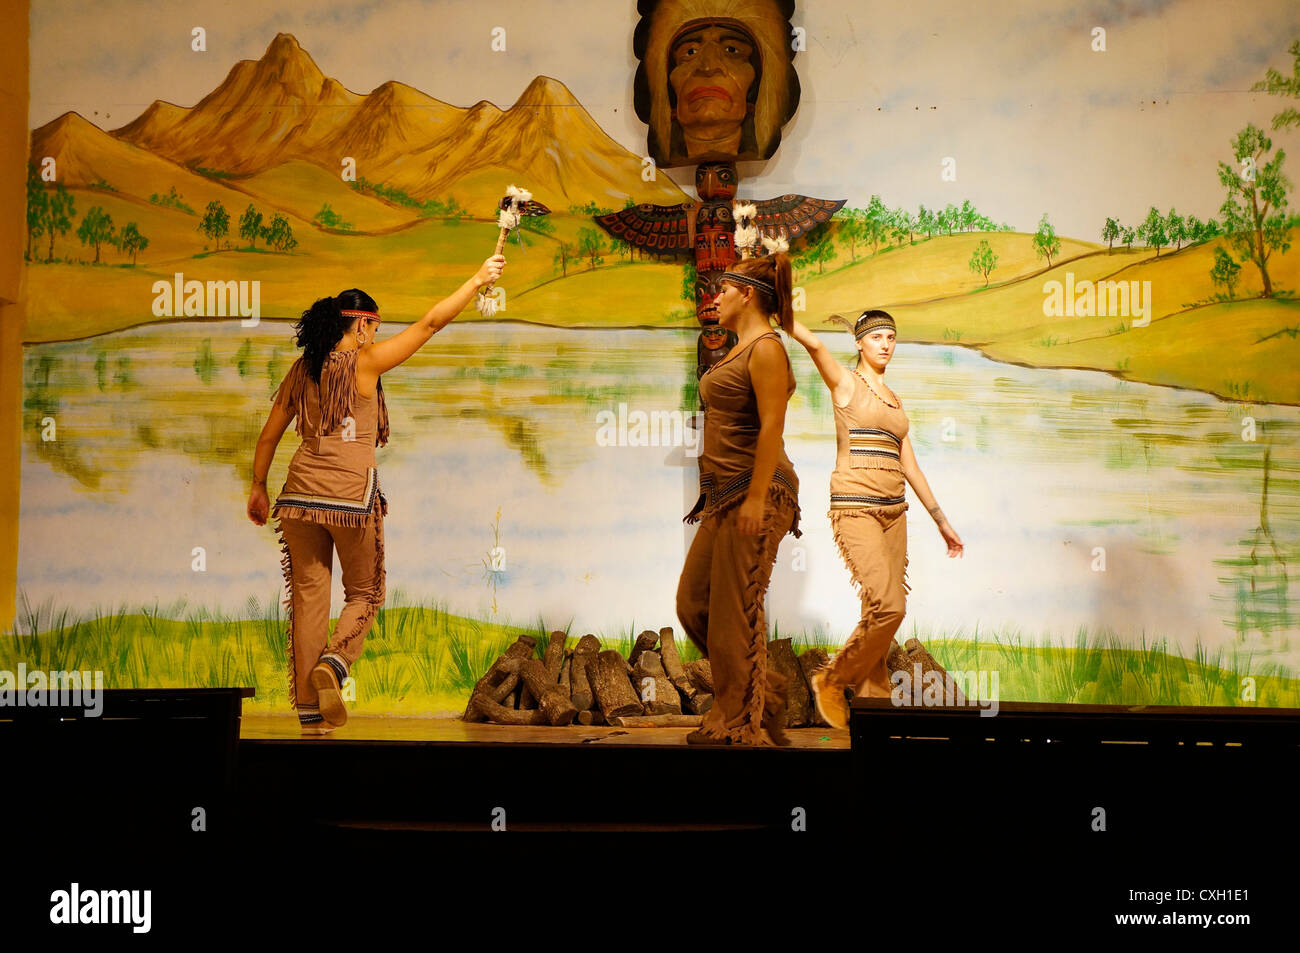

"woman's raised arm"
[788,318,851,405]
[359,255,505,377]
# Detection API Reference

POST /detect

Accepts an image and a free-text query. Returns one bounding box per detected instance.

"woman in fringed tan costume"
[246,256,505,734]
[789,311,963,729]
[676,247,800,745]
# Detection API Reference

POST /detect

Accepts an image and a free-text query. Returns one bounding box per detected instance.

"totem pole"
[595,0,843,382]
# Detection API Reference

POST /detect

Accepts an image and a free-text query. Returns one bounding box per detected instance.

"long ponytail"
[728,251,793,333]
[292,288,378,383]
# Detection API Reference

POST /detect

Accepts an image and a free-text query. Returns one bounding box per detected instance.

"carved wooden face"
[693,203,735,275]
[633,0,800,169]
[695,162,737,201]
[669,22,757,159]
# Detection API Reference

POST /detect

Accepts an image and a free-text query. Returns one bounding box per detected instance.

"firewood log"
[472,693,548,726]
[611,713,703,728]
[462,636,536,721]
[631,650,681,715]
[658,626,696,701]
[768,638,810,728]
[519,659,578,726]
[902,638,966,705]
[570,634,601,711]
[629,629,659,668]
[576,709,606,726]
[487,658,524,704]
[588,650,644,721]
[688,692,713,715]
[544,630,567,682]
[559,657,571,695]
[798,648,830,726]
[685,659,713,695]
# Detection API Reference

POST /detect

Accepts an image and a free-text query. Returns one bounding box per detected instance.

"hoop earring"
[355,329,368,346]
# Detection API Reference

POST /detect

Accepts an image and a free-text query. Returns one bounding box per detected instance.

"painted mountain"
[38,32,684,209]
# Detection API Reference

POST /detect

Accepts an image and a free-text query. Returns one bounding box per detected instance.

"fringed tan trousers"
[825,507,909,697]
[675,485,797,745]
[276,496,386,726]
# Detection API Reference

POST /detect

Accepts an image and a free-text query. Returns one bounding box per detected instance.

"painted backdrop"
[13,0,1300,714]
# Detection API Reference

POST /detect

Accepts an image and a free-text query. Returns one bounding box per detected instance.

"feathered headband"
[828,310,897,339]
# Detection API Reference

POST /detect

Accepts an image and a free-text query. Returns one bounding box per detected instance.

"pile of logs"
[463,627,710,728]
[462,628,962,729]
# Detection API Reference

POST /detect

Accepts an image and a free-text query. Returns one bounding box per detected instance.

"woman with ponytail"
[246,255,505,733]
[676,246,801,745]
[787,310,963,729]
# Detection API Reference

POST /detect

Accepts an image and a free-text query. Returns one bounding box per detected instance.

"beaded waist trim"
[830,492,906,510]
[275,467,381,518]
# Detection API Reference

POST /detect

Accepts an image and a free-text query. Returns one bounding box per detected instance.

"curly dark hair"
[293,288,378,383]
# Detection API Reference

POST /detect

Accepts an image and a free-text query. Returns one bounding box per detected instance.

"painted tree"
[1032,213,1061,268]
[1216,124,1290,298]
[1101,217,1121,253]
[1210,246,1242,299]
[958,199,978,232]
[969,238,998,286]
[577,227,605,270]
[262,213,297,252]
[552,240,576,277]
[1185,214,1204,245]
[1166,208,1187,250]
[118,222,148,265]
[609,235,632,261]
[681,260,697,305]
[25,162,46,261]
[198,200,230,249]
[1138,206,1168,256]
[888,207,914,246]
[76,206,115,264]
[863,195,888,255]
[1121,225,1136,251]
[239,204,263,248]
[796,228,835,274]
[836,208,865,260]
[1251,38,1300,132]
[917,204,936,239]
[940,203,959,235]
[44,184,75,262]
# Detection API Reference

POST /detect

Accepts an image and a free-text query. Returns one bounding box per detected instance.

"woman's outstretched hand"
[939,521,964,557]
[475,254,506,287]
[247,485,270,526]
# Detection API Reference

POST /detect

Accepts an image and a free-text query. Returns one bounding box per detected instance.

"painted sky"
[28,0,1300,240]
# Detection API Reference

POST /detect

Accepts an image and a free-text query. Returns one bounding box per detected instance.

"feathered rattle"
[477,185,551,316]
[732,201,790,260]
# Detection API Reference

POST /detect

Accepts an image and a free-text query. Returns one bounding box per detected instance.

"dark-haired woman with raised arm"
[788,310,963,729]
[676,249,801,746]
[246,255,505,733]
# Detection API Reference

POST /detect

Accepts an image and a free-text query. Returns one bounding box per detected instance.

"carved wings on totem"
[595,195,846,257]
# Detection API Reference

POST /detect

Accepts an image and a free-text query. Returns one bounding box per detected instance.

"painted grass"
[3,593,1295,715]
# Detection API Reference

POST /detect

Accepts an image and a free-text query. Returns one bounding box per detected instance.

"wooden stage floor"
[240,712,852,748]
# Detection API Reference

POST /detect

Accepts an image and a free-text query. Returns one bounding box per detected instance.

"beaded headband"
[341,309,380,321]
[719,271,776,297]
[855,311,896,339]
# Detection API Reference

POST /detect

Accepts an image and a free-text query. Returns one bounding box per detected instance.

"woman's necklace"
[854,367,899,408]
